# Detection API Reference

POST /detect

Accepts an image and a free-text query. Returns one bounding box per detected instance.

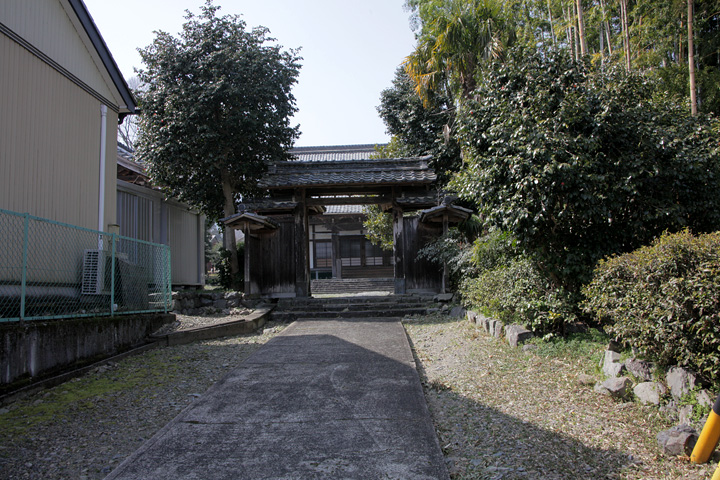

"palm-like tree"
[404,0,515,105]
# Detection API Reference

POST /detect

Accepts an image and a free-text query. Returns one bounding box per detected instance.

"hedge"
[583,230,720,382]
[462,256,575,334]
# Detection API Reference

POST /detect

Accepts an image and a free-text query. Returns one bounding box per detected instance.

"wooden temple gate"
[222,156,471,298]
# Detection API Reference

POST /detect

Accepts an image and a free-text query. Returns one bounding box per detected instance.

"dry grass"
[403,314,717,480]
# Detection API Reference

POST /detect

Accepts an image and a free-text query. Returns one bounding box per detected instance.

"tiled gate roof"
[258,157,436,189]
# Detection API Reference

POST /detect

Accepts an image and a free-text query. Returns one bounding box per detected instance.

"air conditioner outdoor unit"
[82,250,131,295]
[82,249,107,295]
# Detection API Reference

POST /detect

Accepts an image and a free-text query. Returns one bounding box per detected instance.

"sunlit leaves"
[135,1,301,221]
[452,48,720,292]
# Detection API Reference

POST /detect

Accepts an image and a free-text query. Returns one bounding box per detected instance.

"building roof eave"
[67,0,137,116]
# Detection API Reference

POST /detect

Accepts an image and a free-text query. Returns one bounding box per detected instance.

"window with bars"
[340,237,362,266]
[314,241,332,268]
[365,241,386,266]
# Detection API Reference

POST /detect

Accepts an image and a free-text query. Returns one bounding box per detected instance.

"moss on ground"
[0,350,183,439]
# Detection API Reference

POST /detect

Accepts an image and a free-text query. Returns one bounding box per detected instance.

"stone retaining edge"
[1,307,276,405]
[0,342,161,406]
[151,305,275,347]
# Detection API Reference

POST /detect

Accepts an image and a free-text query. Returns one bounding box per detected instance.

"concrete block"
[434,293,454,303]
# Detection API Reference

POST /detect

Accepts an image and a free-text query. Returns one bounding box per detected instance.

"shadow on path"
[105,317,449,480]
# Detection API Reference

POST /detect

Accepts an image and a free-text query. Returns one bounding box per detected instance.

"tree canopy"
[135,1,302,222]
[404,0,516,104]
[451,49,720,291]
[403,0,720,115]
[390,0,720,333]
[376,68,460,182]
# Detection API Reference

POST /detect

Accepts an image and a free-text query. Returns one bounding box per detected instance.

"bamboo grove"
[405,0,720,115]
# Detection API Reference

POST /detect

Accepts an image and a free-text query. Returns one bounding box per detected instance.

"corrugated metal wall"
[0,22,117,231]
[117,184,204,287]
[168,204,203,286]
[0,0,119,103]
[117,190,156,243]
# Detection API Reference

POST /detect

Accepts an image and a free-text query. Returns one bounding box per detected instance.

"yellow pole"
[691,394,720,464]
[712,461,720,480]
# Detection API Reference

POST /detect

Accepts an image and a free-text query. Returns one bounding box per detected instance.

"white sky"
[82,0,417,147]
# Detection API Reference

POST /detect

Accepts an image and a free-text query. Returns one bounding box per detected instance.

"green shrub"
[363,205,393,252]
[217,242,245,290]
[453,49,720,294]
[417,228,478,287]
[462,256,575,334]
[583,230,720,383]
[471,230,519,272]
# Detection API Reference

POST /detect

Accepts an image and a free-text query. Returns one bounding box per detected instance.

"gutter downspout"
[98,105,108,246]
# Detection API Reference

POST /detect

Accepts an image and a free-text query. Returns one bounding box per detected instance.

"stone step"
[279,302,430,312]
[310,278,395,295]
[270,294,438,321]
[281,295,434,307]
[272,295,437,322]
[269,306,431,322]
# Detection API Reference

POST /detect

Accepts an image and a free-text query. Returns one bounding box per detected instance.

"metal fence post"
[165,245,171,314]
[20,213,29,320]
[1,208,176,322]
[111,233,116,316]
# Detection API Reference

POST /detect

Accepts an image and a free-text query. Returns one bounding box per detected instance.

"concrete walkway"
[105,317,449,480]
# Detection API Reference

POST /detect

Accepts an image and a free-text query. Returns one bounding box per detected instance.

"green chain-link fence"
[0,208,171,322]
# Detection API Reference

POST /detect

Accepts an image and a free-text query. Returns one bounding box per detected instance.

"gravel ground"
[0,315,285,480]
[1,312,717,480]
[403,314,718,480]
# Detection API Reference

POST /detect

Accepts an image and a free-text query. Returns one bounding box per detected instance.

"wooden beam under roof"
[306,195,392,206]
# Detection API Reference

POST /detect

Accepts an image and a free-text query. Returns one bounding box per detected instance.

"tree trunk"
[599,0,612,57]
[547,0,557,46]
[572,5,580,61]
[221,171,241,290]
[679,19,685,65]
[688,0,698,115]
[564,5,576,61]
[620,0,631,71]
[576,0,588,56]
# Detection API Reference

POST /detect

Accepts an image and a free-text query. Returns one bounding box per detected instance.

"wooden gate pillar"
[243,222,253,296]
[393,206,406,294]
[331,233,341,279]
[442,212,449,293]
[294,189,310,297]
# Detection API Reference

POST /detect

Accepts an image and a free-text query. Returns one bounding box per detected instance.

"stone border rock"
[464,308,718,458]
[172,290,249,315]
[596,347,718,456]
[465,310,534,348]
